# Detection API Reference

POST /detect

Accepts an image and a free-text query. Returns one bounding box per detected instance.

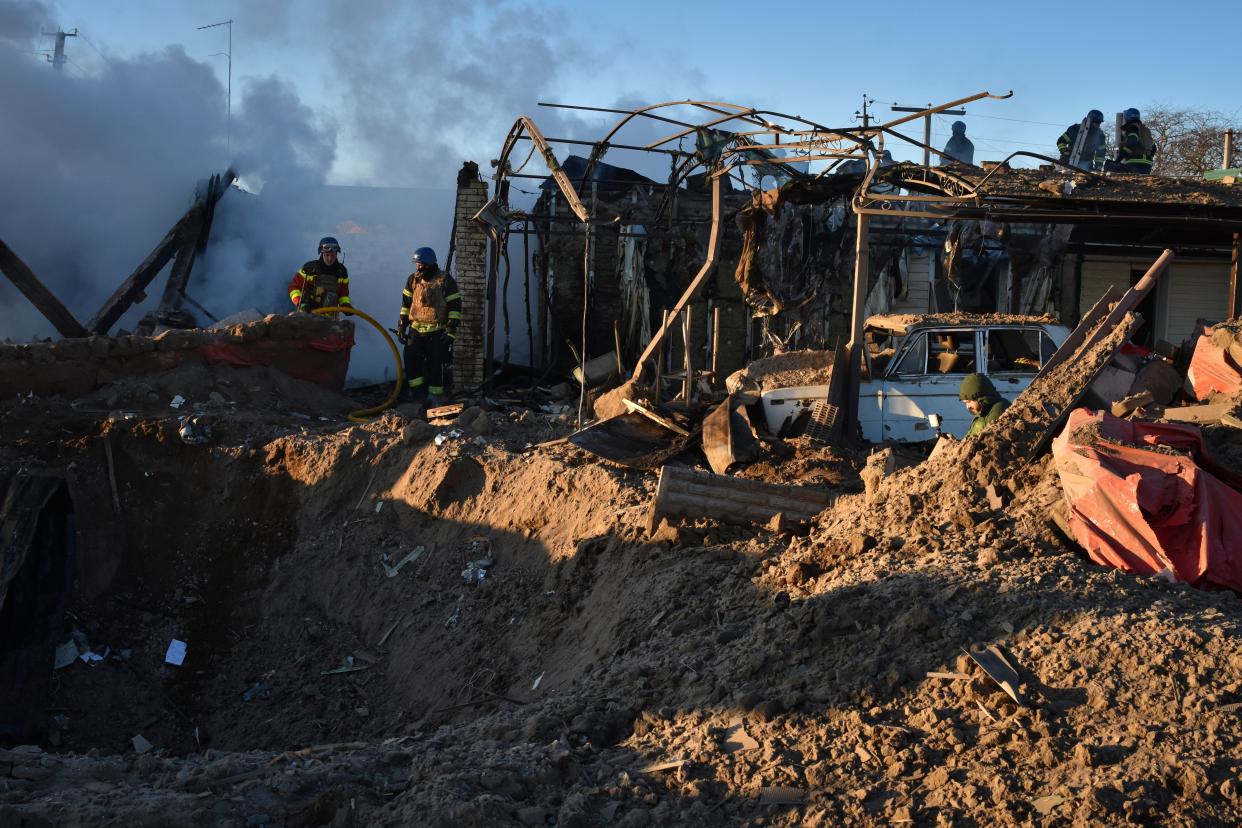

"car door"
[881,328,980,440]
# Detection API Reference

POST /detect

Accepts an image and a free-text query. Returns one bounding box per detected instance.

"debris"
[427,402,465,420]
[169,395,186,409]
[374,501,384,513]
[1110,389,1154,418]
[1031,794,1067,815]
[531,672,544,691]
[702,394,760,475]
[444,607,461,628]
[177,414,212,445]
[722,717,760,754]
[964,645,1026,707]
[322,655,371,676]
[639,759,688,774]
[53,640,78,670]
[80,646,109,666]
[376,618,403,648]
[461,558,493,585]
[568,411,689,469]
[926,671,972,681]
[434,428,464,447]
[164,639,188,667]
[380,546,424,578]
[758,786,807,805]
[648,465,834,530]
[242,682,271,702]
[621,398,691,437]
[131,734,153,754]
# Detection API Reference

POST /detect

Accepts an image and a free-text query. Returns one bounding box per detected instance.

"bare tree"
[1142,105,1241,177]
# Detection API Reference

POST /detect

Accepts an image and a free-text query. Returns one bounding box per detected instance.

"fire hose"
[311,306,404,422]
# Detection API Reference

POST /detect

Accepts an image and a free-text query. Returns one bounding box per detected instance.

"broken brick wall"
[451,163,489,391]
[0,315,353,399]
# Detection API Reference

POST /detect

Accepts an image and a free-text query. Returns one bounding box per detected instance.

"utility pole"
[855,94,874,129]
[891,102,966,166]
[197,19,232,152]
[42,28,78,73]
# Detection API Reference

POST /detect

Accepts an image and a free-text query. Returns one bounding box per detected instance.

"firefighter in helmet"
[398,247,461,404]
[289,236,351,314]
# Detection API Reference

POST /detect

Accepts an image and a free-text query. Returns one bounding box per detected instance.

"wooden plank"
[1034,283,1124,381]
[0,239,89,338]
[1160,402,1233,424]
[651,465,835,528]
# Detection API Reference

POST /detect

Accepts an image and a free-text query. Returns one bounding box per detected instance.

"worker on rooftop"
[939,120,975,166]
[1057,110,1108,171]
[1115,108,1158,175]
[398,247,461,405]
[289,237,351,315]
[957,373,1010,437]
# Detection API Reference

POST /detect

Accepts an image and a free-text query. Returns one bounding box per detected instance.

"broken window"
[986,328,1050,374]
[927,330,977,374]
[891,332,928,376]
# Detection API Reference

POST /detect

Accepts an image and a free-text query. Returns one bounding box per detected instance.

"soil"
[3,336,1242,826]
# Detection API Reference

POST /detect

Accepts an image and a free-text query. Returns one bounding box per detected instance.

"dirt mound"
[3,312,1242,825]
[725,350,834,393]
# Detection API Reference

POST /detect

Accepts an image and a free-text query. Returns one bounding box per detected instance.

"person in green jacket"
[959,373,1009,437]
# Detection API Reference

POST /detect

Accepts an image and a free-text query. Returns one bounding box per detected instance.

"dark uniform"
[959,373,1010,437]
[289,259,351,312]
[1116,123,1157,175]
[1057,116,1107,171]
[400,267,461,398]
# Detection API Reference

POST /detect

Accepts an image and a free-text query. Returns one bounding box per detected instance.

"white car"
[761,314,1070,442]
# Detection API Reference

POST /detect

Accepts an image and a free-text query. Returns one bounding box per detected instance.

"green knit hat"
[958,372,998,402]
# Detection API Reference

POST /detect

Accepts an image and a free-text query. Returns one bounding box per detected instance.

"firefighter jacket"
[400,268,462,335]
[1056,122,1107,171]
[289,259,351,310]
[1116,122,1157,173]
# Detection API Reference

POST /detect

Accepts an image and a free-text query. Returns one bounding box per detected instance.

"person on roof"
[289,237,351,314]
[397,246,461,405]
[1114,108,1158,175]
[959,373,1010,437]
[940,120,975,166]
[1057,110,1108,171]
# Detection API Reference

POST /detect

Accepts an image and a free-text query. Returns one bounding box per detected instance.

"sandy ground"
[1,355,1240,827]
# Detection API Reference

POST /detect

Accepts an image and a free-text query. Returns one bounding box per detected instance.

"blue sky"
[39,0,1240,183]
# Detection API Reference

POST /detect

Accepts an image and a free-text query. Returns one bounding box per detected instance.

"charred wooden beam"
[159,170,235,313]
[0,239,89,338]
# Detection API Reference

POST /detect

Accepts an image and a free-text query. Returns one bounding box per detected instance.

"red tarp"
[1186,329,1242,400]
[1052,408,1242,592]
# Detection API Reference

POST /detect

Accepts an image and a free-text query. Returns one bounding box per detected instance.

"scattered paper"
[132,734,153,754]
[53,640,79,670]
[531,672,544,691]
[165,639,187,666]
[375,501,384,513]
[169,395,186,409]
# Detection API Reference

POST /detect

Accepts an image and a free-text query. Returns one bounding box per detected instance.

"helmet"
[411,246,437,265]
[951,120,967,135]
[1123,108,1141,124]
[1087,109,1104,124]
[318,236,341,254]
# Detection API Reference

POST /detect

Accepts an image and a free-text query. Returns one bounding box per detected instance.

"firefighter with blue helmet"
[398,246,461,404]
[289,236,351,313]
[1057,110,1108,171]
[1115,108,1158,175]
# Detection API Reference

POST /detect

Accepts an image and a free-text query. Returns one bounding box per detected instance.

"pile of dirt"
[3,334,1242,826]
[725,350,835,394]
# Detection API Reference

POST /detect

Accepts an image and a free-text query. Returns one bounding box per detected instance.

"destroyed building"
[4,92,1242,827]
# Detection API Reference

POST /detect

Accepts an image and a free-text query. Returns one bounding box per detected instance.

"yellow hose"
[312,306,404,422]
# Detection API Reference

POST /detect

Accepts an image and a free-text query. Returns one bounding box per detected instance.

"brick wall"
[451,162,489,390]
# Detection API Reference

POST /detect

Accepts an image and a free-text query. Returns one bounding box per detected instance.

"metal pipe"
[683,304,693,405]
[878,90,1012,132]
[515,133,685,157]
[711,305,722,388]
[653,309,668,402]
